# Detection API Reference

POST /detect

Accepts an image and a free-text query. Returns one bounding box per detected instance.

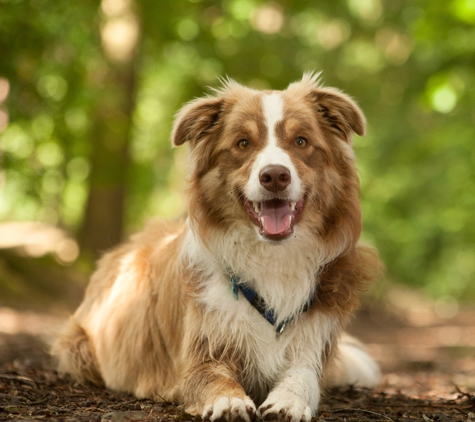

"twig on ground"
[454,385,475,400]
[0,373,36,387]
[455,407,468,416]
[333,407,397,422]
[109,398,141,409]
[28,397,50,405]
[0,393,28,402]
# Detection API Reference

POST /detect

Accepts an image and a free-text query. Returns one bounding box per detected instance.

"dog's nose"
[259,165,291,192]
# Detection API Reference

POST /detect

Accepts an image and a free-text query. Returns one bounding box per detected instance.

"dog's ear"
[171,96,223,147]
[171,95,224,177]
[311,87,366,141]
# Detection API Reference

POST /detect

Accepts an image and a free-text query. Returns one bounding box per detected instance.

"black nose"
[259,165,291,192]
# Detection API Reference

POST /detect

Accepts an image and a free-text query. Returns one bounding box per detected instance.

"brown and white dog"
[52,73,382,422]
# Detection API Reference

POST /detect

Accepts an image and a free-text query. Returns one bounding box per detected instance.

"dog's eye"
[295,137,307,148]
[237,139,250,150]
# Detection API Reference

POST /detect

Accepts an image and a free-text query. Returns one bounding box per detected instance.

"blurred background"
[0,0,474,376]
[2,0,475,302]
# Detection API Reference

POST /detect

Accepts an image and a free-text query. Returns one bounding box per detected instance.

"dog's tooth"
[290,202,296,211]
[259,217,265,227]
[253,202,260,214]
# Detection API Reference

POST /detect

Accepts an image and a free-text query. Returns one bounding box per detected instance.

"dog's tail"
[325,333,381,389]
[50,318,103,386]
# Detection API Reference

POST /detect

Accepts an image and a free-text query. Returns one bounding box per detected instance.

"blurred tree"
[79,0,140,255]
[0,0,474,300]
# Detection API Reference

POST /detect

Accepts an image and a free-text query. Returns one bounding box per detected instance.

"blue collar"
[230,274,315,336]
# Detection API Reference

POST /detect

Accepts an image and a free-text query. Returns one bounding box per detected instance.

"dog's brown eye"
[237,139,250,150]
[295,137,307,148]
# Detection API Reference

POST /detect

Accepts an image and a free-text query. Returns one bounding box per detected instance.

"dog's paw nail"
[260,404,273,412]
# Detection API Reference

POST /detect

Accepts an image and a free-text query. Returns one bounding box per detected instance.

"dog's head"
[172,73,365,255]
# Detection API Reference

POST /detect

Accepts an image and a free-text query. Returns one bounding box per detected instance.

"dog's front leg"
[258,366,319,422]
[182,361,256,422]
[181,305,256,422]
[257,316,338,422]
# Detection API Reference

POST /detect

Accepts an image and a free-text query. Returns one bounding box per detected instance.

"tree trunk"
[79,57,137,257]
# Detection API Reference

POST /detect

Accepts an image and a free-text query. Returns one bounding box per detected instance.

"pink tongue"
[260,199,292,235]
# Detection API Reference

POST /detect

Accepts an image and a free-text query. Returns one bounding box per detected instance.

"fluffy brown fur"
[52,74,382,422]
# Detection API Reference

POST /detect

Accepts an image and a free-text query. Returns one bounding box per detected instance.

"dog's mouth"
[244,198,305,240]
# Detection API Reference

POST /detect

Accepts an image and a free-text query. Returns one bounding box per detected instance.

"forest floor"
[0,286,474,422]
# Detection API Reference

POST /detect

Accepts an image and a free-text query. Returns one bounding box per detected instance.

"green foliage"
[0,0,474,300]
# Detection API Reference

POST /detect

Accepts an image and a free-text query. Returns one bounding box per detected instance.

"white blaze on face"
[245,93,301,201]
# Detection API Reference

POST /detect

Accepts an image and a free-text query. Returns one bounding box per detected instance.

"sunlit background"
[0,0,474,314]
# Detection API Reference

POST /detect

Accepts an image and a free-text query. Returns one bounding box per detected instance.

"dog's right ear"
[171,96,223,147]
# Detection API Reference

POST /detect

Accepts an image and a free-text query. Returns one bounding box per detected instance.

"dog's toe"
[203,396,256,422]
[258,396,311,422]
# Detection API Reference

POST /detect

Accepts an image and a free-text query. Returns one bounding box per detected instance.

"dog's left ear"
[311,87,366,141]
[171,96,223,147]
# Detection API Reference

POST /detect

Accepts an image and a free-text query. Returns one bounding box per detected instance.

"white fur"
[245,93,301,202]
[331,338,382,388]
[183,218,326,326]
[259,370,315,422]
[263,92,284,130]
[257,316,339,421]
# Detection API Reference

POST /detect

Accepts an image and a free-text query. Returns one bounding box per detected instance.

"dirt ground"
[1,287,474,421]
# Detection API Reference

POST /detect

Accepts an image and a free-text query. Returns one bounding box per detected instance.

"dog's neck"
[227,270,316,334]
[182,219,327,322]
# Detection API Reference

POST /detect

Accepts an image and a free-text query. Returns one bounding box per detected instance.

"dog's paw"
[203,396,256,422]
[258,394,312,422]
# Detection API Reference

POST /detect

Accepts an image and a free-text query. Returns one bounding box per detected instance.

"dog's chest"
[198,273,293,382]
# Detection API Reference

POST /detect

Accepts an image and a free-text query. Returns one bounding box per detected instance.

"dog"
[52,73,382,422]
